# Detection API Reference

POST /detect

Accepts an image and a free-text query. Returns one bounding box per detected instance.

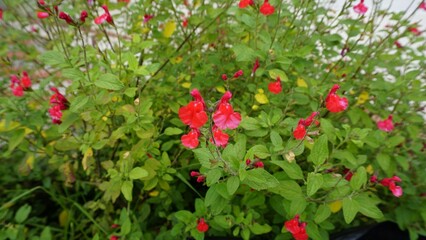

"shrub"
[0,0,425,239]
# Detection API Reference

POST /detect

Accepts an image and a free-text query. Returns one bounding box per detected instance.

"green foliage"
[0,0,425,239]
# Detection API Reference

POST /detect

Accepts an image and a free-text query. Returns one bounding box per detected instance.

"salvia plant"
[0,0,425,239]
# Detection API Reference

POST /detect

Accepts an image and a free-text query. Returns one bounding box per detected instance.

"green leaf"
[69,95,89,113]
[314,204,331,224]
[355,193,384,219]
[95,73,124,90]
[129,167,149,179]
[271,160,304,180]
[249,223,272,235]
[342,198,359,224]
[246,145,270,159]
[270,130,283,147]
[39,50,66,66]
[62,68,86,82]
[213,215,235,229]
[307,173,324,196]
[232,44,257,62]
[376,153,390,174]
[350,166,367,190]
[386,135,405,148]
[40,226,52,240]
[289,197,308,216]
[193,148,214,169]
[164,127,183,135]
[242,168,279,190]
[15,204,32,223]
[268,69,288,81]
[206,168,222,186]
[174,210,194,223]
[308,135,329,166]
[227,176,240,195]
[240,117,260,130]
[270,180,303,200]
[8,129,25,152]
[306,221,323,240]
[121,180,133,201]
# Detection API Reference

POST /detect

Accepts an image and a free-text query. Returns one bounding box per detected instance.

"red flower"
[233,69,243,78]
[179,102,208,129]
[181,129,200,149]
[377,115,394,132]
[49,105,63,124]
[260,0,275,16]
[353,0,368,14]
[239,0,254,8]
[211,126,229,147]
[118,0,130,3]
[143,14,154,23]
[196,176,206,182]
[408,27,421,36]
[221,74,228,81]
[12,85,24,97]
[59,12,75,25]
[182,17,188,27]
[80,10,88,22]
[303,112,319,126]
[394,41,403,48]
[419,2,426,11]
[110,236,119,240]
[213,92,241,130]
[252,58,260,74]
[94,5,114,25]
[293,120,306,140]
[268,77,282,94]
[190,88,206,109]
[325,84,348,113]
[246,159,251,165]
[370,175,378,183]
[343,169,354,181]
[253,161,264,168]
[190,171,200,177]
[50,87,69,110]
[196,218,209,233]
[38,0,45,4]
[380,176,403,197]
[284,215,308,240]
[37,12,49,19]
[20,71,31,89]
[111,224,120,229]
[0,8,3,20]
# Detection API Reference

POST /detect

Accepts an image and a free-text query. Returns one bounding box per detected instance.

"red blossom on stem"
[213,91,241,130]
[59,12,75,25]
[353,0,368,14]
[343,169,354,181]
[260,0,275,16]
[252,58,260,74]
[48,87,69,124]
[181,128,200,149]
[253,161,264,168]
[80,10,88,22]
[239,0,254,8]
[221,74,228,81]
[408,27,421,36]
[197,218,209,233]
[419,2,426,11]
[0,8,3,20]
[10,72,32,97]
[196,176,206,182]
[110,236,119,240]
[178,95,208,129]
[394,41,403,48]
[380,176,403,197]
[144,14,154,23]
[94,5,114,25]
[268,77,282,94]
[37,12,50,19]
[325,84,348,113]
[284,215,309,240]
[190,171,200,177]
[293,119,306,140]
[211,126,229,147]
[377,115,394,132]
[233,69,243,78]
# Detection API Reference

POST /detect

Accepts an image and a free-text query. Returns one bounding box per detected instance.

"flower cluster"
[377,115,394,132]
[268,77,282,94]
[284,215,308,240]
[10,72,32,97]
[48,87,69,124]
[353,0,368,14]
[190,171,205,183]
[379,176,403,197]
[239,0,275,16]
[325,84,348,113]
[178,90,241,149]
[293,112,319,140]
[246,159,264,168]
[196,218,209,233]
[59,10,88,26]
[95,5,114,26]
[37,0,87,26]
